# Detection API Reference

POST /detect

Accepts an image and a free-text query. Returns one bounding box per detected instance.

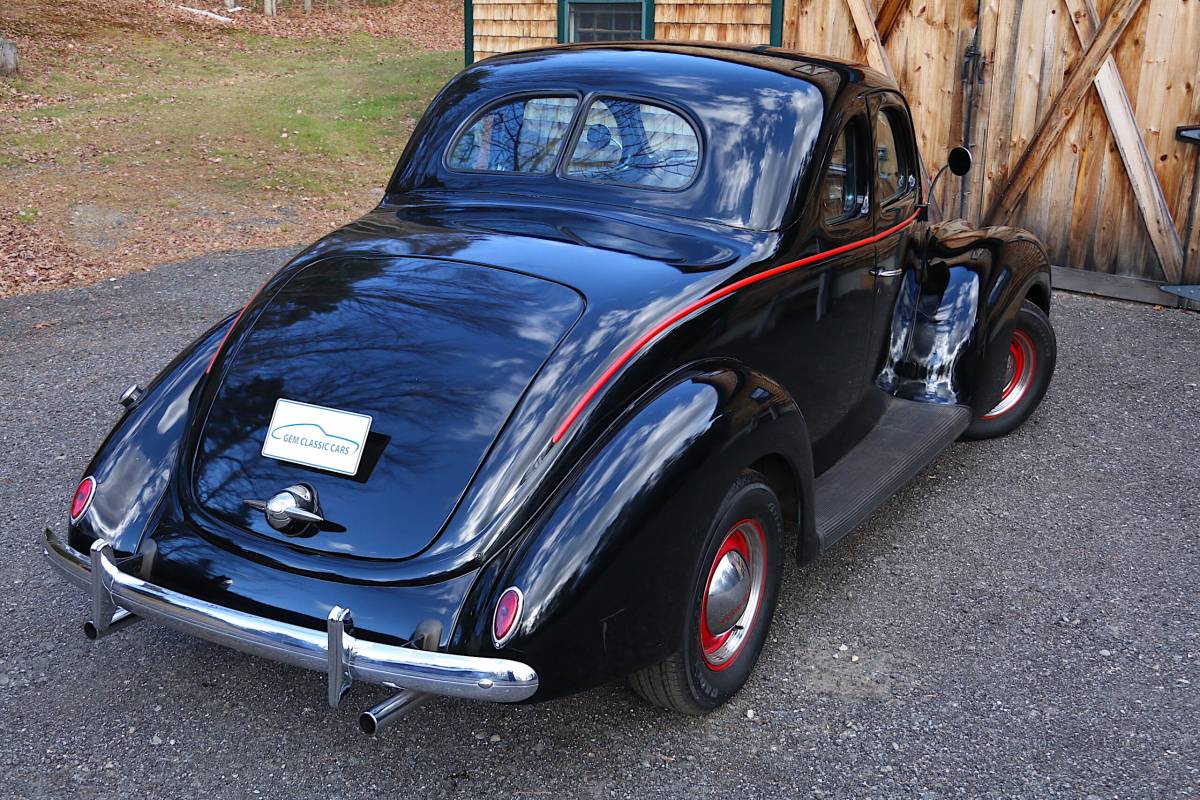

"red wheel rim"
[699,519,766,671]
[982,328,1037,420]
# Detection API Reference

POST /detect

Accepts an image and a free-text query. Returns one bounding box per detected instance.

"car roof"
[477,41,899,98]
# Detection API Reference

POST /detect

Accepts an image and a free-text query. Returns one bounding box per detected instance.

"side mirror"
[947,146,972,176]
[919,146,973,221]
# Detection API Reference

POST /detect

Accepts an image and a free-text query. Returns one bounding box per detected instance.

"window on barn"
[568,2,645,42]
[447,96,579,174]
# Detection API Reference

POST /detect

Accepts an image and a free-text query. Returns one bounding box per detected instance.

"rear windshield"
[448,94,701,190]
[447,96,579,174]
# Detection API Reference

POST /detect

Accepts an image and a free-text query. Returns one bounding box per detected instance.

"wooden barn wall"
[472,0,557,62]
[785,0,1200,283]
[655,0,774,44]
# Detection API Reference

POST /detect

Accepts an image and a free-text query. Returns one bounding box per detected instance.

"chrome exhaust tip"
[358,689,429,736]
[84,607,139,640]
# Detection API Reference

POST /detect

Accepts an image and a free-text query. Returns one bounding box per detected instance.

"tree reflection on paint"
[192,255,583,560]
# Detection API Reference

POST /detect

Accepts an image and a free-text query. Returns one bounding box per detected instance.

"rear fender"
[451,363,813,701]
[67,316,233,558]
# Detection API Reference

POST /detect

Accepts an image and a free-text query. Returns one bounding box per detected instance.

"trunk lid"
[191,256,583,560]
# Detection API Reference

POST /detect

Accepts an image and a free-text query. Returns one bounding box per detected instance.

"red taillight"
[70,476,96,522]
[492,587,523,647]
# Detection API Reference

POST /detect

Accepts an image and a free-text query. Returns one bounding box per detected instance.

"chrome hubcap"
[700,519,767,669]
[705,550,751,636]
[983,329,1036,419]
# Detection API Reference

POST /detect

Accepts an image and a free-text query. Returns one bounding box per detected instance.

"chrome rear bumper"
[43,528,538,705]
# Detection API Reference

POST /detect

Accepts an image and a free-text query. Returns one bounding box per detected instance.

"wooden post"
[0,38,18,77]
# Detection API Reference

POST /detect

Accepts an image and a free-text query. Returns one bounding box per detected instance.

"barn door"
[784,0,1200,287]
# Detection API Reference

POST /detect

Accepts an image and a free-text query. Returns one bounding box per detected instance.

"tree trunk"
[263,0,276,16]
[304,0,312,12]
[0,38,18,77]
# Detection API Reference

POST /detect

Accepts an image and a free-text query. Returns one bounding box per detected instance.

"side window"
[821,119,868,222]
[565,98,700,189]
[448,96,579,175]
[874,108,915,203]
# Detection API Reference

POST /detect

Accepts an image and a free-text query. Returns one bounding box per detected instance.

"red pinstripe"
[550,210,920,444]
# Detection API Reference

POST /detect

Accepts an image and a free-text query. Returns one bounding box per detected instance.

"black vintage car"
[46,43,1056,733]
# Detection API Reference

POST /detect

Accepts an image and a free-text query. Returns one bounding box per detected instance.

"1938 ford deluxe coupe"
[45,43,1056,733]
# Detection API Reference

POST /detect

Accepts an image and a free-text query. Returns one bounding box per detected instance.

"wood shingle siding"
[655,0,773,44]
[473,0,558,61]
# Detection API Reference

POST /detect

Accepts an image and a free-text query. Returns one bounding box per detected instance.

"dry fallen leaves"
[1,0,461,297]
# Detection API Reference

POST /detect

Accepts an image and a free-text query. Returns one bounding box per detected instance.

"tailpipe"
[359,689,430,736]
[84,607,140,640]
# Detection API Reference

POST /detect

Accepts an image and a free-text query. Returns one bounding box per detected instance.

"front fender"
[883,221,1051,414]
[67,316,234,558]
[451,363,813,701]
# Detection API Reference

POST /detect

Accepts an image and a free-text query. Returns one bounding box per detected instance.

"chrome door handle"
[871,267,903,277]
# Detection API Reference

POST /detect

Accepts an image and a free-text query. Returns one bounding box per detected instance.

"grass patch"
[1,26,461,295]
[7,31,457,179]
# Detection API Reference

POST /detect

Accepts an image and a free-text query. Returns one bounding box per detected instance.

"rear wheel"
[629,471,783,714]
[964,300,1056,439]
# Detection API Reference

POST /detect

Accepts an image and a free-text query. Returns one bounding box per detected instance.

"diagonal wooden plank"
[845,0,944,218]
[846,0,897,81]
[1063,0,1184,283]
[875,0,909,43]
[983,0,1145,228]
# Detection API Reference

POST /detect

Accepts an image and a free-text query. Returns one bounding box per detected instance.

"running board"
[814,399,972,549]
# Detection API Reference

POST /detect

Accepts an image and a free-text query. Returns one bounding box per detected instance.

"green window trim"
[769,0,783,47]
[558,0,656,43]
[464,0,474,66]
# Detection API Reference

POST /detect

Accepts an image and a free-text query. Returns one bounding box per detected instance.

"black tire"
[628,470,784,714]
[964,300,1056,440]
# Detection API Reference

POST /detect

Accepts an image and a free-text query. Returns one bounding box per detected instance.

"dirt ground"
[0,0,462,297]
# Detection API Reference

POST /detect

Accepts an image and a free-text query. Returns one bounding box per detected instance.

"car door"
[865,93,921,385]
[791,111,880,472]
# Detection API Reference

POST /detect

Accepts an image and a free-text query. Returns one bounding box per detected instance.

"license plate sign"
[262,399,373,476]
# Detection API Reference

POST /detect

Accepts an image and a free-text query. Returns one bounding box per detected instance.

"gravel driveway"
[1,251,1196,799]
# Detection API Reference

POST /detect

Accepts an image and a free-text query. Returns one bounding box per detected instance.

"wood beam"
[846,0,896,82]
[1062,0,1184,283]
[846,0,942,217]
[875,0,909,43]
[983,0,1145,228]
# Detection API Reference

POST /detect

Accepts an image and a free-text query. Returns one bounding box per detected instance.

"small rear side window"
[874,108,916,202]
[822,119,868,221]
[565,98,700,189]
[448,96,579,174]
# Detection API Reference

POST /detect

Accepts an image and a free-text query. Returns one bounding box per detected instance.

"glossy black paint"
[65,44,1051,701]
[193,256,583,561]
